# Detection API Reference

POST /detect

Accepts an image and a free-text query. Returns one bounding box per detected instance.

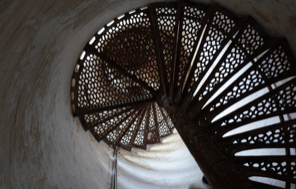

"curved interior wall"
[1,0,296,188]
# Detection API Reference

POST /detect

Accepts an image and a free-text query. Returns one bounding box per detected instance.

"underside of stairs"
[70,1,296,188]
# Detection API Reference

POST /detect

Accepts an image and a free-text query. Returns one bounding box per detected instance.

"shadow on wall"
[188,180,210,189]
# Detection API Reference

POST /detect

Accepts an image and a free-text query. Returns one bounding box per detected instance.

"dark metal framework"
[71,1,296,188]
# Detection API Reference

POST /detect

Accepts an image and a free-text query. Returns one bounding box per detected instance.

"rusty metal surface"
[71,1,296,188]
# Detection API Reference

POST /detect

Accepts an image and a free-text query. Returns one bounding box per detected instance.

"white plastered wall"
[0,0,296,188]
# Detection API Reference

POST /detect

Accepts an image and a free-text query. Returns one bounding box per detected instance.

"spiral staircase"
[71,1,296,188]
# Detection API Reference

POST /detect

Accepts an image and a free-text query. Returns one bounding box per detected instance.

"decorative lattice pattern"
[239,157,296,178]
[74,54,152,114]
[120,109,145,150]
[218,81,296,127]
[133,106,150,149]
[196,23,266,104]
[91,108,134,141]
[82,106,132,129]
[175,5,206,87]
[259,46,291,79]
[225,121,296,148]
[162,107,175,130]
[258,46,291,79]
[203,44,293,121]
[155,103,172,137]
[155,5,177,85]
[105,108,141,146]
[100,10,160,91]
[182,8,235,95]
[211,70,264,112]
[71,2,296,187]
[147,104,160,144]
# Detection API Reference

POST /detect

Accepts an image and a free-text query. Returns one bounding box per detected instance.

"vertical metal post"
[162,99,254,189]
[111,146,119,189]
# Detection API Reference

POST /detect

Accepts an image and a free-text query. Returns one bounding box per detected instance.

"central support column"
[161,98,254,189]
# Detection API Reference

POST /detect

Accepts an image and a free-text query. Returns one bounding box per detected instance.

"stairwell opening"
[70,1,296,188]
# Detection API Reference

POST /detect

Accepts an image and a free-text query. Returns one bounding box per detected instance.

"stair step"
[104,107,143,147]
[120,108,147,151]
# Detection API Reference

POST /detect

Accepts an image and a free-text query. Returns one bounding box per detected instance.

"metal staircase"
[71,1,296,188]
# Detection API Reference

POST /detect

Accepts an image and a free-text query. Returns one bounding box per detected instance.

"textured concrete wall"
[0,0,295,188]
